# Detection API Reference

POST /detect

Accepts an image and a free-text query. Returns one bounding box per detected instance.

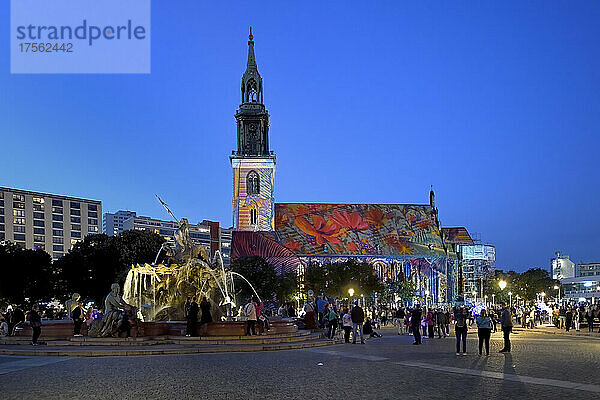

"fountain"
[122,196,261,322]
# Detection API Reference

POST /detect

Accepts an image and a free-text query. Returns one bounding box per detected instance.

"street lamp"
[553,285,560,303]
[348,288,355,299]
[484,295,488,307]
[508,292,513,307]
[541,292,546,303]
[425,289,430,308]
[499,280,507,291]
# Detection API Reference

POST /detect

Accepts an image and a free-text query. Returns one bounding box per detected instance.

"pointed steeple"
[247,27,256,69]
[241,27,263,105]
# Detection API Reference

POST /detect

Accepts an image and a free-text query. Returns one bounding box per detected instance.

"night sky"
[1,1,599,271]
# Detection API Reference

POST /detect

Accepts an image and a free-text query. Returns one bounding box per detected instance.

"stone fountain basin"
[11,319,300,341]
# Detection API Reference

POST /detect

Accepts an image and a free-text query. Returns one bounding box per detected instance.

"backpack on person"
[456,314,466,328]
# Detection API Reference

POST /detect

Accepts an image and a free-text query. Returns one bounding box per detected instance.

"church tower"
[231,29,276,231]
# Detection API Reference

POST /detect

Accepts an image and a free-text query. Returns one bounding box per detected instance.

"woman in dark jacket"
[199,297,212,336]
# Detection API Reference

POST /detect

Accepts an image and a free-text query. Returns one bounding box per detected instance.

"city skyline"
[1,2,599,271]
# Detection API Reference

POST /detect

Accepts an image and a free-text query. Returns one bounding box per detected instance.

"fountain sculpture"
[122,196,261,322]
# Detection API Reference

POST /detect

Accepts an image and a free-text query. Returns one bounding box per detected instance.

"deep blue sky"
[1,2,599,271]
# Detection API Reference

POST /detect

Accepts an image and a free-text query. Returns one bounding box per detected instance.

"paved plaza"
[1,327,599,399]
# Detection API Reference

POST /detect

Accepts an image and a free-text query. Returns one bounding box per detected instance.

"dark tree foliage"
[54,231,165,304]
[484,268,560,302]
[230,256,280,302]
[305,259,384,298]
[0,242,53,307]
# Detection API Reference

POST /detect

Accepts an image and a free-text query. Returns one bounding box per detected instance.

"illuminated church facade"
[230,31,465,304]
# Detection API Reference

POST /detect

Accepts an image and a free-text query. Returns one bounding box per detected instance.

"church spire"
[241,27,263,105]
[247,27,256,69]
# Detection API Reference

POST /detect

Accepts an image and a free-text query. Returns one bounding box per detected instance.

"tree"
[484,268,559,304]
[0,242,54,306]
[304,259,384,299]
[230,256,279,302]
[275,271,299,302]
[54,231,165,304]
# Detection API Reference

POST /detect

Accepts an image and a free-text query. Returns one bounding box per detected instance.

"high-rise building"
[576,262,600,278]
[230,29,276,231]
[103,210,137,236]
[551,251,575,280]
[456,244,496,299]
[0,186,101,260]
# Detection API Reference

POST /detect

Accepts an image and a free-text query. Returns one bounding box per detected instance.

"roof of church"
[441,227,474,244]
[272,203,447,258]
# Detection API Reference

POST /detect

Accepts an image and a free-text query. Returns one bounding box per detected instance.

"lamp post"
[472,290,477,304]
[425,289,430,308]
[484,295,488,307]
[541,292,546,304]
[508,292,513,307]
[553,285,560,304]
[492,293,496,306]
[348,288,355,306]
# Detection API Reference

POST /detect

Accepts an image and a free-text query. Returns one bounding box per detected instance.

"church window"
[250,208,258,226]
[246,79,257,102]
[247,171,260,195]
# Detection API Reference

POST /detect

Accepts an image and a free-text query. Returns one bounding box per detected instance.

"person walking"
[476,309,493,356]
[411,304,422,345]
[244,298,257,336]
[426,309,435,339]
[499,302,513,353]
[199,297,212,336]
[565,308,573,332]
[186,297,199,337]
[454,307,468,355]
[71,301,84,337]
[342,308,352,343]
[395,307,406,335]
[351,302,365,344]
[326,305,338,339]
[586,308,595,332]
[28,305,42,345]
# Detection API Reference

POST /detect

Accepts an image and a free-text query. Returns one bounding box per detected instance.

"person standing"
[454,307,468,355]
[565,308,573,332]
[326,305,338,339]
[499,302,513,353]
[28,305,42,345]
[351,302,365,344]
[476,309,493,356]
[342,308,352,343]
[199,297,212,336]
[395,307,406,335]
[586,308,595,332]
[244,298,257,336]
[411,304,422,345]
[186,297,199,337]
[71,301,84,337]
[426,309,434,338]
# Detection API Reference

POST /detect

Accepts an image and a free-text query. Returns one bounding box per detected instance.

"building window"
[33,203,43,211]
[33,197,44,204]
[0,200,3,207]
[0,216,4,223]
[53,237,64,244]
[0,225,4,232]
[13,194,25,202]
[33,220,44,227]
[52,199,63,207]
[13,209,25,217]
[88,211,98,218]
[72,224,81,231]
[71,238,81,245]
[52,222,63,229]
[250,208,258,225]
[33,212,45,219]
[13,202,25,209]
[70,209,81,216]
[88,204,98,211]
[71,231,81,238]
[88,218,98,225]
[34,228,45,235]
[14,233,25,241]
[52,252,63,259]
[88,226,98,233]
[33,243,45,251]
[34,235,45,243]
[0,232,4,240]
[14,218,25,225]
[0,208,3,215]
[71,216,81,223]
[70,202,80,209]
[53,229,63,236]
[52,207,63,214]
[246,171,260,195]
[52,214,63,221]
[53,245,64,252]
[14,225,25,233]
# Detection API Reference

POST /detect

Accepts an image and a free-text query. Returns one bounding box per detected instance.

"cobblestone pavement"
[1,328,599,400]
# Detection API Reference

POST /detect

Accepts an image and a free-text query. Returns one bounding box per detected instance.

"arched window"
[246,79,257,102]
[247,171,260,195]
[250,208,258,226]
